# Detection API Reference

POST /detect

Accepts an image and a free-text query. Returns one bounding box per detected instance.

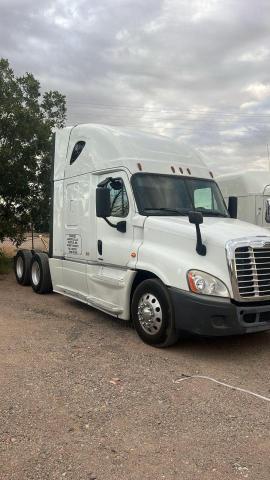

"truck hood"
[144,216,270,248]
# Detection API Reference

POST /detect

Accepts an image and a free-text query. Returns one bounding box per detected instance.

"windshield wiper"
[196,210,228,217]
[143,208,188,215]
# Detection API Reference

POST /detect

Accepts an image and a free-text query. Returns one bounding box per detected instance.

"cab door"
[96,172,134,266]
[86,172,135,317]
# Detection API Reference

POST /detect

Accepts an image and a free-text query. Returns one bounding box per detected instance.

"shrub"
[0,249,12,274]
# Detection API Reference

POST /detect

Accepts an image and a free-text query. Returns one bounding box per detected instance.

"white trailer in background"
[14,125,270,347]
[217,171,270,228]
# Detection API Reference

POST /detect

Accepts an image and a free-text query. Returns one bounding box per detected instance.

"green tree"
[0,58,66,244]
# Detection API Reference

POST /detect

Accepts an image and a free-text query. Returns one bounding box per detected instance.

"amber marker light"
[187,271,197,293]
[131,252,136,258]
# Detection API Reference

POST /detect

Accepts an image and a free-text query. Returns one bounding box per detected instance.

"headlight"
[187,270,229,297]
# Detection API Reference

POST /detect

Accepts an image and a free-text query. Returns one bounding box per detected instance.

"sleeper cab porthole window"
[70,141,86,165]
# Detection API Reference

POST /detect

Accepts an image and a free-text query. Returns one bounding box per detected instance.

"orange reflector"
[187,272,197,293]
[131,252,136,258]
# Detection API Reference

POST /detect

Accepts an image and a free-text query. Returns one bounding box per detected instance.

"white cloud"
[220,128,248,137]
[239,46,269,62]
[115,29,129,41]
[240,101,258,110]
[244,82,270,100]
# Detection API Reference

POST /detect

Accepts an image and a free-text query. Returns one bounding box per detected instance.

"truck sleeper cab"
[15,125,270,347]
[217,171,270,229]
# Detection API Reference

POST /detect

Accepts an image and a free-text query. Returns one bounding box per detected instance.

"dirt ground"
[1,272,270,480]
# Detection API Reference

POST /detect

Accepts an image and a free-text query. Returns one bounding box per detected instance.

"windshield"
[132,173,229,217]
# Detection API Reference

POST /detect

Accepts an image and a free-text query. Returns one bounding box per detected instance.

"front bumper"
[169,287,270,336]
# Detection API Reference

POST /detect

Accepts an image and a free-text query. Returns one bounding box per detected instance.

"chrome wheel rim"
[138,293,163,335]
[32,261,40,286]
[16,256,24,278]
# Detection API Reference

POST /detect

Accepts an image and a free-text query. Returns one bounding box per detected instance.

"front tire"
[30,253,52,294]
[131,279,179,347]
[14,250,32,286]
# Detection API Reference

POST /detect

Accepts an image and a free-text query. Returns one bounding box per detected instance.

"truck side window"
[70,141,86,165]
[107,178,129,217]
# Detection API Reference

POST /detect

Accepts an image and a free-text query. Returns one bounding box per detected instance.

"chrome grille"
[235,246,270,298]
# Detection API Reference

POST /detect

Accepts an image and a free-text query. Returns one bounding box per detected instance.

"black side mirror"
[96,187,111,218]
[116,221,126,233]
[188,211,206,256]
[96,186,127,233]
[188,211,203,225]
[228,196,237,219]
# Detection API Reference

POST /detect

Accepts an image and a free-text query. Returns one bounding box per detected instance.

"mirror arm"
[189,211,207,256]
[195,224,207,256]
[98,177,113,188]
[104,217,117,229]
[103,218,126,233]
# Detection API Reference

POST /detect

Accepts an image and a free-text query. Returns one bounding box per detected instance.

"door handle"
[97,240,102,255]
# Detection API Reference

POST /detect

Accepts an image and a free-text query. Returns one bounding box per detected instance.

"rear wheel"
[14,250,32,286]
[131,279,179,347]
[30,253,52,294]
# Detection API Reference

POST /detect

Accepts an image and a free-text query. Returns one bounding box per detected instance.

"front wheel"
[131,279,179,347]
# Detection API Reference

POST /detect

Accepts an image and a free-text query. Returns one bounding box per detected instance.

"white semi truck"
[14,125,270,347]
[218,171,270,229]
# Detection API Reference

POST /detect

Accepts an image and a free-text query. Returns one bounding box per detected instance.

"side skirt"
[53,287,124,317]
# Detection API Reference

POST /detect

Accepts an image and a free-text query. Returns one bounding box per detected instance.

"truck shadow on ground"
[170,330,270,364]
[65,296,270,362]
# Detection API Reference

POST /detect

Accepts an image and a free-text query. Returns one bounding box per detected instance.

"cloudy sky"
[1,0,270,174]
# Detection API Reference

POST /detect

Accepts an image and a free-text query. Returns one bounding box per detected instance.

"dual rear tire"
[14,251,52,294]
[15,250,32,286]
